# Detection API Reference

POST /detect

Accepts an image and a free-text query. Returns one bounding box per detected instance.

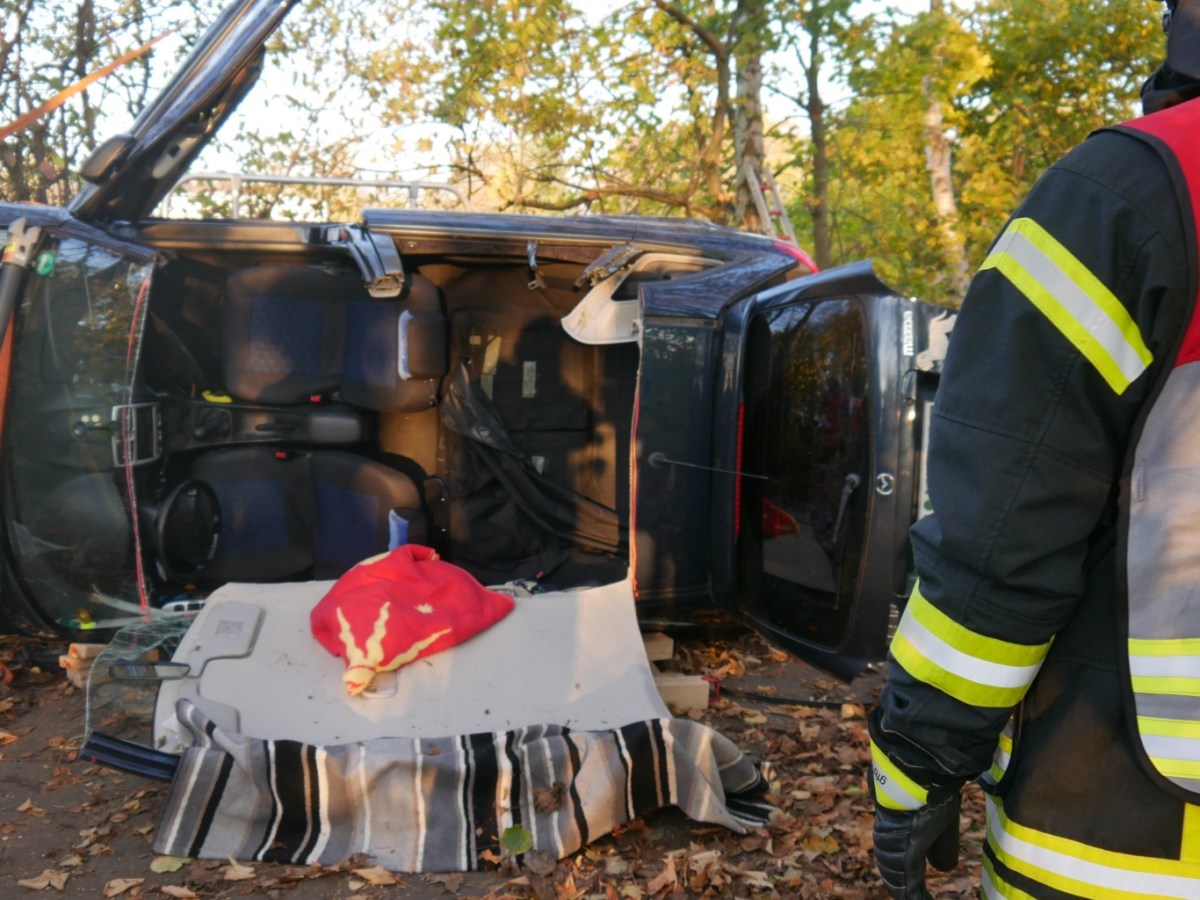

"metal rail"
[164,171,471,218]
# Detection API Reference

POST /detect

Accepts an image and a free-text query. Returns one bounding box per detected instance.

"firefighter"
[868,2,1200,897]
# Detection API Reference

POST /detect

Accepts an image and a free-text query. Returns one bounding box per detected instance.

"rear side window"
[742,298,871,648]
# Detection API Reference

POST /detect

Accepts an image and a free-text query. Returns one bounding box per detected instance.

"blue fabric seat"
[190,448,426,583]
[221,266,447,411]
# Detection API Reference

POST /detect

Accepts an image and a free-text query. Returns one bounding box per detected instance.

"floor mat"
[148,576,772,871]
[153,697,773,871]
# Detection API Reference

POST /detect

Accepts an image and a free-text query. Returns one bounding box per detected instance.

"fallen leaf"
[222,859,256,881]
[18,797,45,816]
[645,854,678,894]
[160,888,198,899]
[426,872,464,892]
[102,877,144,897]
[500,824,533,856]
[351,865,397,886]
[17,869,68,891]
[150,856,189,874]
[57,854,84,869]
[604,855,629,876]
[0,730,19,745]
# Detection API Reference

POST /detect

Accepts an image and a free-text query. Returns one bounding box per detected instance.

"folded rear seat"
[222,265,447,412]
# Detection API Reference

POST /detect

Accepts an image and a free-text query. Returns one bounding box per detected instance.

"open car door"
[734,262,952,680]
[69,0,299,223]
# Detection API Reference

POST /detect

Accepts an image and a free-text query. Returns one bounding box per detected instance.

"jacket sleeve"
[869,131,1191,802]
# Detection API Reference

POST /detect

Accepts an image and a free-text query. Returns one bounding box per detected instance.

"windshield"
[3,236,153,631]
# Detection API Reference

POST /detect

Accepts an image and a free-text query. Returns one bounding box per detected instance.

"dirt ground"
[0,633,985,899]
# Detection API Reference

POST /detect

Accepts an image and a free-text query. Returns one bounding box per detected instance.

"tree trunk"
[923,0,970,302]
[805,22,832,268]
[732,0,766,233]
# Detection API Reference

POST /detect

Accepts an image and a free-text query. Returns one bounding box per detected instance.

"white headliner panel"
[154,577,667,751]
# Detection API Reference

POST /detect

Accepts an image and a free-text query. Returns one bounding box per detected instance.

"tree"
[827,0,1158,304]
[0,1,216,205]
[771,0,858,269]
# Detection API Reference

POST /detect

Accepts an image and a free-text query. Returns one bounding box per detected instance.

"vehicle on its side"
[0,0,951,680]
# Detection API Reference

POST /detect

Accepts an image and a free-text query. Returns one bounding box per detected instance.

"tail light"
[734,402,745,536]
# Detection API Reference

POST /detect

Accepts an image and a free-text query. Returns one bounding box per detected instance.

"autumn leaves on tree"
[0,1,1160,306]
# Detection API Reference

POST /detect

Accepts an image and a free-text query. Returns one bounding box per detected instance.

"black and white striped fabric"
[154,699,774,872]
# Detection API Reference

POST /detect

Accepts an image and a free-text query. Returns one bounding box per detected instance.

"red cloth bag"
[310,545,515,694]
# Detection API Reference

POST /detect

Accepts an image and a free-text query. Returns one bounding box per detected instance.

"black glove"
[872,788,961,900]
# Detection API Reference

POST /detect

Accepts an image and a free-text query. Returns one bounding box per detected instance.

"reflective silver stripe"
[897,609,1042,690]
[984,721,1015,788]
[1130,654,1200,679]
[986,797,1200,897]
[981,218,1151,394]
[1141,734,1200,762]
[869,739,927,812]
[1126,367,1200,796]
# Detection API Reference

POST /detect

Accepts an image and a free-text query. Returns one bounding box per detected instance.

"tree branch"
[652,0,728,63]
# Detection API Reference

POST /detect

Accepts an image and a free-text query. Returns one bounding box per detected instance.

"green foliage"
[824,0,1159,303]
[0,1,1170,298]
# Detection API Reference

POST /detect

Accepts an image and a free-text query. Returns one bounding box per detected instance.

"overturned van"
[0,0,951,683]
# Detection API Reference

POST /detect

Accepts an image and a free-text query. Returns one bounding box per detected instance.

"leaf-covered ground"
[0,633,985,898]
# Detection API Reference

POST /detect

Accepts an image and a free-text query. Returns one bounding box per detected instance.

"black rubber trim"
[79,732,180,782]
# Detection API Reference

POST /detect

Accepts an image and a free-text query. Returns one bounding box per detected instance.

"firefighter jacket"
[870,96,1200,899]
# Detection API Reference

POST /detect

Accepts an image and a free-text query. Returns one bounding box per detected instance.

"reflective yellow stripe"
[1130,639,1200,657]
[981,852,1039,900]
[1131,676,1200,697]
[889,585,1050,709]
[980,217,1152,395]
[1183,805,1200,865]
[869,738,928,811]
[987,725,1015,785]
[1130,640,1200,698]
[986,797,1200,898]
[1139,717,1200,740]
[1148,758,1200,781]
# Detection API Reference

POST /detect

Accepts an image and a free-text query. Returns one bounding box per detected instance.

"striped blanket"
[154,699,774,872]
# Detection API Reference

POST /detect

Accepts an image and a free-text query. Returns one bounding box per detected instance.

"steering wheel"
[154,479,220,584]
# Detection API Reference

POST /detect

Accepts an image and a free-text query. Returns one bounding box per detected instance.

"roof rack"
[164,171,471,219]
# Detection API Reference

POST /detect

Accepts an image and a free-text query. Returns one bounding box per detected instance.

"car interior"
[1,230,728,627]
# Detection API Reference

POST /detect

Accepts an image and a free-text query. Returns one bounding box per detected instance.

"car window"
[3,236,153,630]
[743,298,871,647]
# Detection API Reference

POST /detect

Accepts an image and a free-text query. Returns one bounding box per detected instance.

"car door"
[69,0,299,224]
[728,262,949,679]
